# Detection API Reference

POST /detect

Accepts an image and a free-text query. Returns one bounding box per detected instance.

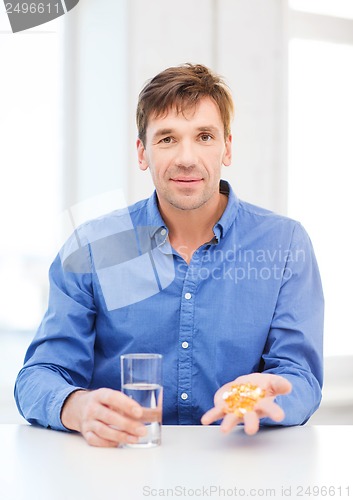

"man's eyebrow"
[152,128,174,139]
[196,126,220,134]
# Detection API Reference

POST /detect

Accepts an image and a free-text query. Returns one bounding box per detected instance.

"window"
[0,13,62,333]
[287,2,353,356]
[289,0,353,20]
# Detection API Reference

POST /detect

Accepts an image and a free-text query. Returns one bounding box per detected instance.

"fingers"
[202,408,262,436]
[96,388,144,420]
[220,413,242,434]
[82,419,145,448]
[270,375,292,396]
[231,373,292,398]
[255,398,285,422]
[203,400,285,437]
[85,431,115,448]
[243,411,260,435]
[71,388,148,447]
[242,399,284,435]
[240,398,285,435]
[84,429,141,448]
[89,401,146,437]
[201,406,224,426]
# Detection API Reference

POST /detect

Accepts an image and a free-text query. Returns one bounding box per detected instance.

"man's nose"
[175,140,197,168]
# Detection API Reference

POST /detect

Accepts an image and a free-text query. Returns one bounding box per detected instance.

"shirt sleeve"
[261,222,324,426]
[14,235,96,431]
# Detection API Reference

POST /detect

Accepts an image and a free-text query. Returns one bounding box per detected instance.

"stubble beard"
[161,184,218,212]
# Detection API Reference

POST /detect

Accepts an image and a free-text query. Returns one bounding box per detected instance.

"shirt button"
[160,228,167,236]
[184,292,192,300]
[181,392,188,400]
[182,341,189,349]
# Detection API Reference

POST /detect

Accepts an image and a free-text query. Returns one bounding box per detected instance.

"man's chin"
[168,196,208,211]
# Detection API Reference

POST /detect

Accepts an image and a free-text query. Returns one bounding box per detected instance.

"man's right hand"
[61,388,147,447]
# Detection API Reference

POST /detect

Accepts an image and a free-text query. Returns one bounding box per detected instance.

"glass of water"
[120,353,163,448]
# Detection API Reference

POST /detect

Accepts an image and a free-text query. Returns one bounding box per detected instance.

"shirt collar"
[146,179,239,241]
[213,179,239,240]
[146,191,167,239]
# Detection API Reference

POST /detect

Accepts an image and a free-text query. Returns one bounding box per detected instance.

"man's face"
[137,97,232,212]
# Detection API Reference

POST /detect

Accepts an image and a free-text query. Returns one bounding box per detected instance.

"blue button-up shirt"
[15,181,324,430]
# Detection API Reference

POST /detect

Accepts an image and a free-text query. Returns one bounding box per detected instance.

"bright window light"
[0,22,62,332]
[289,0,353,20]
[288,39,353,356]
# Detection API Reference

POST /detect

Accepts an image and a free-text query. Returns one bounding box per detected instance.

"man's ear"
[137,138,148,171]
[222,134,232,167]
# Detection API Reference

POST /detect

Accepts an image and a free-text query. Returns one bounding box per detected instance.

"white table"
[0,425,352,500]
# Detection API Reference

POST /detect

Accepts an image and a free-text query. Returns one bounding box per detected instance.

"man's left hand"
[201,373,292,435]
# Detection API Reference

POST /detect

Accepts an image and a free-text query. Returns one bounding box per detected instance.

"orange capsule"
[222,383,266,418]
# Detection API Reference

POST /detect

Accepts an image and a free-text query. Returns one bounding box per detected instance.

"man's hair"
[136,63,234,145]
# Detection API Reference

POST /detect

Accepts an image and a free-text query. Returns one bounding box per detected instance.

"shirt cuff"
[48,386,85,432]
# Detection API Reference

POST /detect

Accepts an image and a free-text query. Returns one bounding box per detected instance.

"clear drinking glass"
[120,353,163,448]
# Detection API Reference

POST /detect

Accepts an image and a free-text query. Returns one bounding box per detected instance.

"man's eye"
[161,137,173,144]
[200,134,212,142]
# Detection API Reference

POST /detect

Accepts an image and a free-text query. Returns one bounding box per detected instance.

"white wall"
[62,0,129,209]
[217,0,287,213]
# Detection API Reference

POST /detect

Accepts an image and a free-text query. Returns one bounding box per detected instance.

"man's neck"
[158,193,228,263]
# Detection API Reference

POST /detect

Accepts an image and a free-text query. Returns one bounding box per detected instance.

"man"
[15,64,324,447]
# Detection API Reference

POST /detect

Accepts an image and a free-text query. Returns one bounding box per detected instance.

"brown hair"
[136,63,234,145]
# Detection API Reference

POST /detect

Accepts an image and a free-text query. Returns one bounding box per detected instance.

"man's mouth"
[170,177,203,183]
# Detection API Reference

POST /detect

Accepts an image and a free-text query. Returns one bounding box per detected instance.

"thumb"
[270,375,292,395]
